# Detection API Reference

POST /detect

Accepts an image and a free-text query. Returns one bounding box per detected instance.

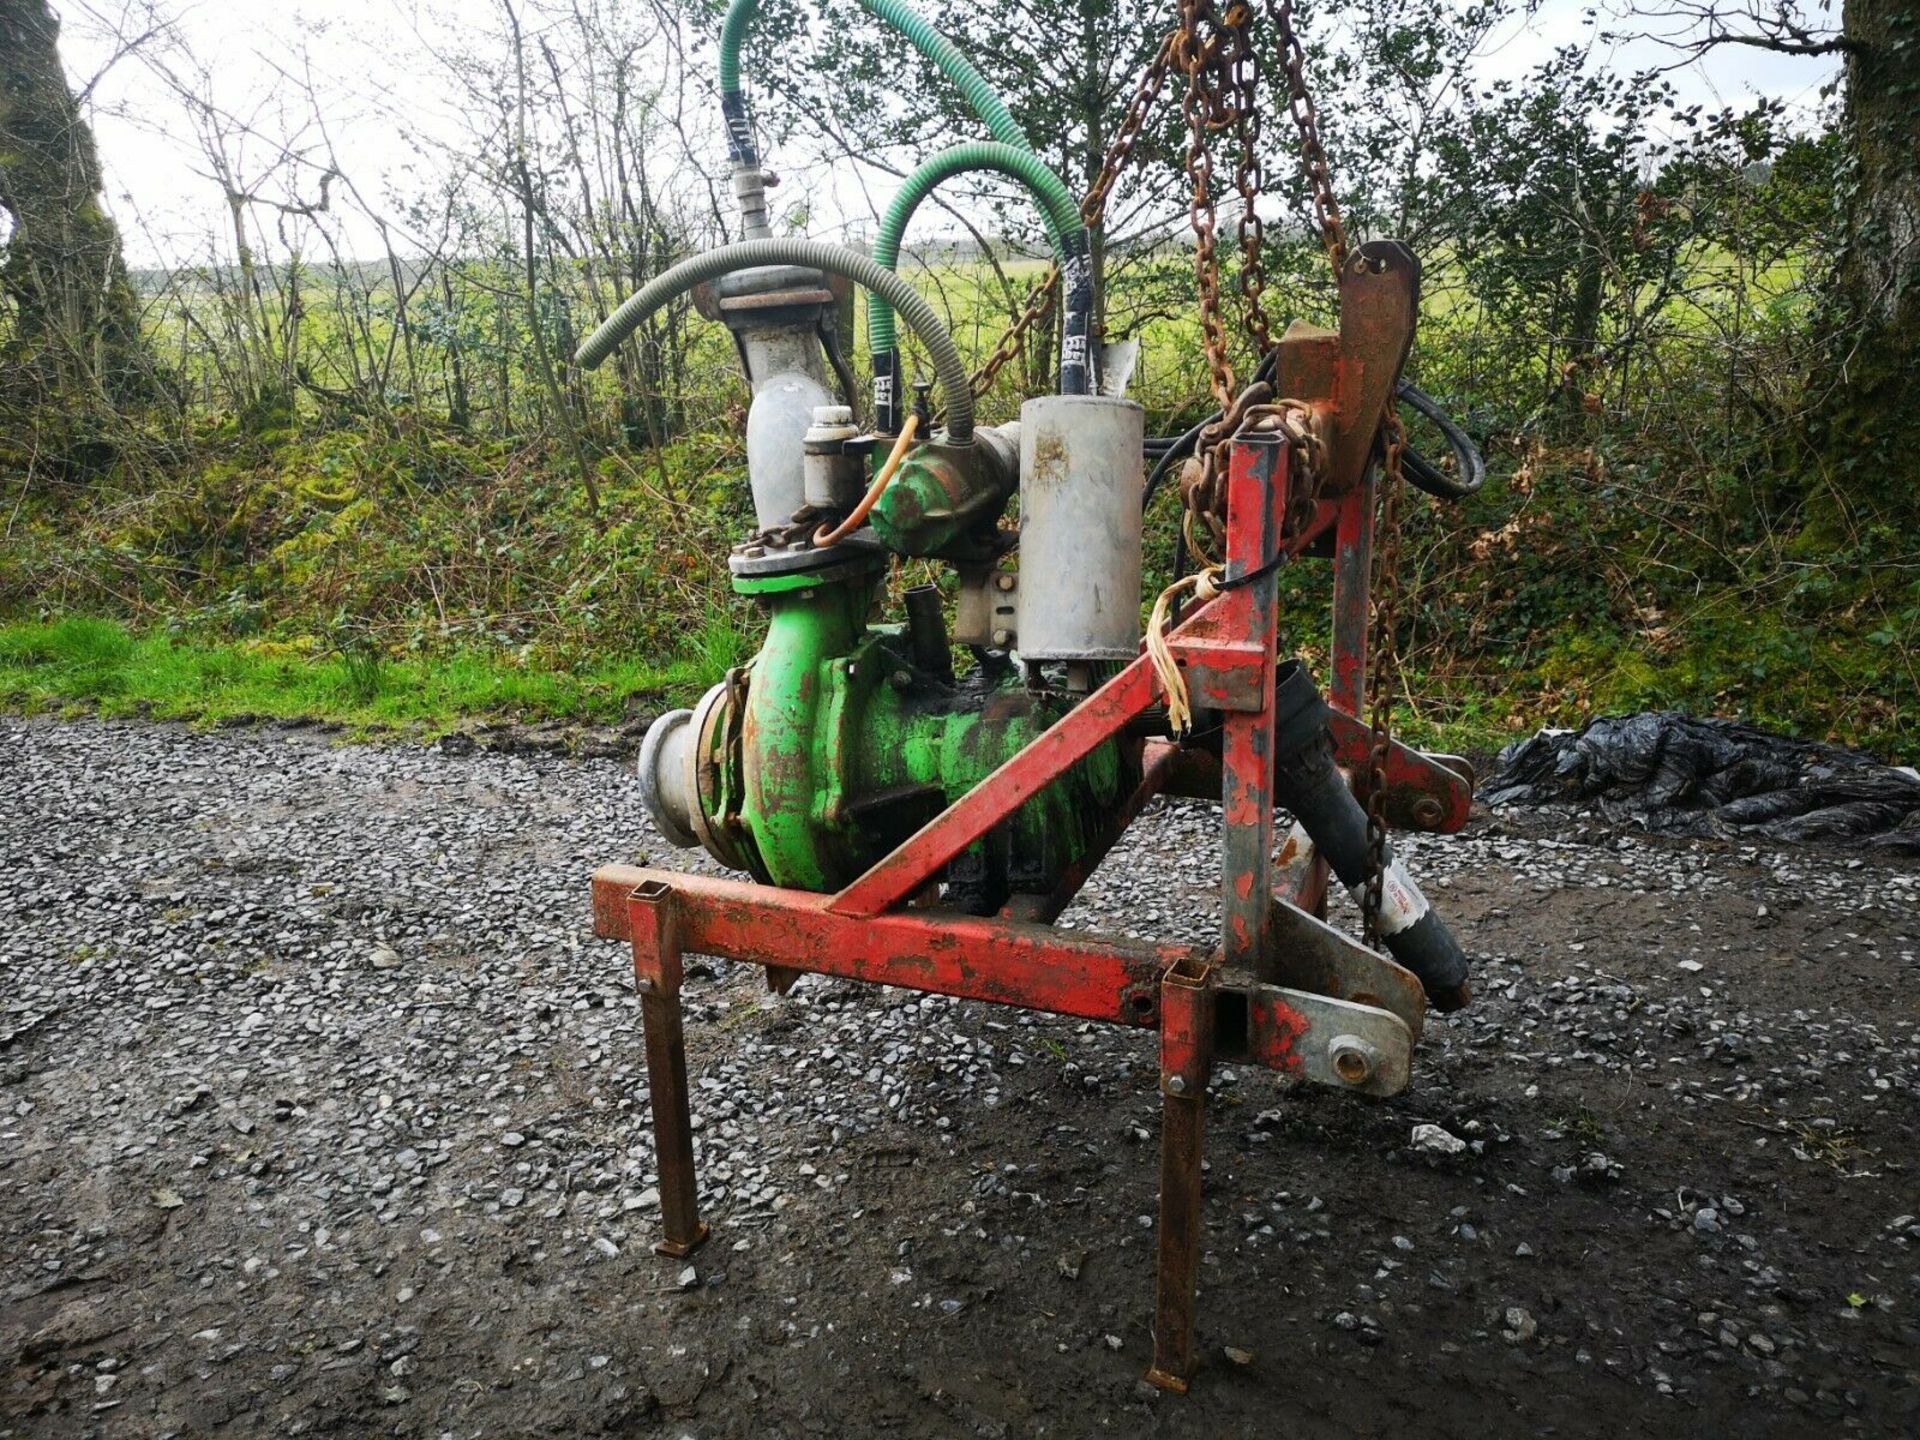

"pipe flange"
[636,708,699,848]
[728,532,887,578]
[685,680,753,873]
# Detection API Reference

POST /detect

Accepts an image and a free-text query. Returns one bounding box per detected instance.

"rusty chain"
[968,31,1177,398]
[1267,0,1348,281]
[1082,30,1178,231]
[1265,0,1398,946]
[1174,0,1239,414]
[961,0,1403,947]
[1228,8,1272,354]
[970,270,1058,398]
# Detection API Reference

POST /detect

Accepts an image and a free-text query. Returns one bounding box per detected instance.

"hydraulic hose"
[1396,380,1486,499]
[868,143,1093,428]
[575,239,975,444]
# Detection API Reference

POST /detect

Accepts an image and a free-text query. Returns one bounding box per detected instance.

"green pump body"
[623,0,1137,910]
[676,559,1132,912]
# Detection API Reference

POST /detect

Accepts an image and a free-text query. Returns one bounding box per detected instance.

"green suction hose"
[719,0,1028,167]
[866,143,1093,426]
[574,237,976,443]
[868,143,1079,355]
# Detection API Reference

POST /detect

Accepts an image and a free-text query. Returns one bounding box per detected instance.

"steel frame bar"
[628,880,709,1258]
[598,865,1195,1026]
[1147,957,1214,1393]
[1217,435,1288,978]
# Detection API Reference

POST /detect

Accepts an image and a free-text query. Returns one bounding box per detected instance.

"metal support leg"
[1148,957,1214,1393]
[1215,435,1286,977]
[629,880,709,1259]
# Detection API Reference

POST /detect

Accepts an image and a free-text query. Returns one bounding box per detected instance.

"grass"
[0,616,723,733]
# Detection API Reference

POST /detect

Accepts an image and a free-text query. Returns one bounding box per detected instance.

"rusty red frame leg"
[1148,956,1216,1393]
[1218,435,1286,978]
[629,879,709,1259]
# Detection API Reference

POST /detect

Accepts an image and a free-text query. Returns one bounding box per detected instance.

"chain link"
[1081,30,1178,230]
[970,267,1058,398]
[1227,5,1272,354]
[1175,0,1239,414]
[969,31,1176,398]
[1266,0,1348,281]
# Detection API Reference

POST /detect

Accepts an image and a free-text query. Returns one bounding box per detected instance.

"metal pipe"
[574,239,976,443]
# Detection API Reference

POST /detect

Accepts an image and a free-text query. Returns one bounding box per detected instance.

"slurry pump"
[578,0,1484,1390]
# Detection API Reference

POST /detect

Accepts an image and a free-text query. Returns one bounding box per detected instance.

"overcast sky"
[55,0,1841,269]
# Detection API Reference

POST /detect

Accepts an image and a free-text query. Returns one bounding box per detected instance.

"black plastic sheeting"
[1483,712,1920,853]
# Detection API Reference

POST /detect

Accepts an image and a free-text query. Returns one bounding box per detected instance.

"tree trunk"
[0,0,148,404]
[1819,0,1920,514]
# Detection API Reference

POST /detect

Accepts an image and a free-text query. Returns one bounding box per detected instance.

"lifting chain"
[970,272,1057,398]
[964,0,1405,948]
[1168,0,1405,948]
[1229,10,1272,353]
[1267,0,1349,282]
[969,31,1177,398]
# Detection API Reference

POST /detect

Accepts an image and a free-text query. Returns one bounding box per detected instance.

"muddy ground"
[1,717,1916,1438]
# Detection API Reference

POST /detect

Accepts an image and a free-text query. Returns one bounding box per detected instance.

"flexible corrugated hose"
[867,142,1093,426]
[868,142,1079,355]
[719,0,1029,165]
[573,239,975,444]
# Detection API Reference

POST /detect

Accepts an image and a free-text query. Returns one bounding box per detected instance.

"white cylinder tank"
[1014,394,1146,662]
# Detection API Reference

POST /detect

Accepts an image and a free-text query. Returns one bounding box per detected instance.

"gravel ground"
[2,716,1916,1439]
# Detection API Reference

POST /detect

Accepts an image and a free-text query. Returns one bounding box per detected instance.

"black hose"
[1396,380,1486,499]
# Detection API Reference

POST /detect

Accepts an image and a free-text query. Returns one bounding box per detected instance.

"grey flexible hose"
[574,238,975,443]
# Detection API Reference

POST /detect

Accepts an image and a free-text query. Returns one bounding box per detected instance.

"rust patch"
[1029,430,1069,491]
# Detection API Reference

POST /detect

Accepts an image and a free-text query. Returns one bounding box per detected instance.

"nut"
[1412,796,1445,828]
[1164,1074,1188,1096]
[991,628,1013,648]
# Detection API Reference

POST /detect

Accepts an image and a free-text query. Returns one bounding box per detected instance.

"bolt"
[742,545,766,558]
[1412,796,1445,828]
[994,573,1016,592]
[1328,1034,1379,1087]
[1164,1074,1188,1096]
[991,628,1012,647]
[890,669,913,690]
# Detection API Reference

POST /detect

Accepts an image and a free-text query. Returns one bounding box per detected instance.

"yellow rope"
[1145,565,1221,736]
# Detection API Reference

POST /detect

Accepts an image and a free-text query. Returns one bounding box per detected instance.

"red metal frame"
[593,246,1450,1392]
[593,434,1423,1388]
